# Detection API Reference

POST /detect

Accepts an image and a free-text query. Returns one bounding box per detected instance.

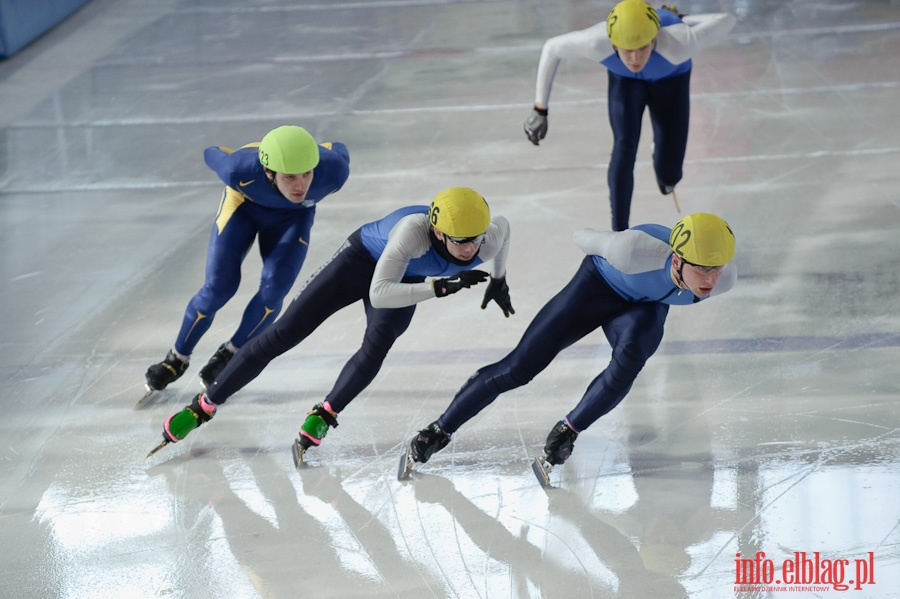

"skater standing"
[143,126,350,396]
[523,0,735,231]
[147,187,515,461]
[401,213,735,486]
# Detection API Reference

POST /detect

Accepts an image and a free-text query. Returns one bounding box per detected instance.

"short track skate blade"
[671,189,681,213]
[291,438,308,469]
[397,448,414,481]
[531,457,553,489]
[146,439,170,458]
[135,385,159,409]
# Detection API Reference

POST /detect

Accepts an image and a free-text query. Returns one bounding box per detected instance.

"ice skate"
[291,402,338,469]
[145,393,216,458]
[531,419,579,487]
[398,421,450,481]
[292,437,310,468]
[199,342,235,389]
[531,455,554,488]
[397,447,415,481]
[657,180,681,213]
[135,385,160,408]
[144,350,189,392]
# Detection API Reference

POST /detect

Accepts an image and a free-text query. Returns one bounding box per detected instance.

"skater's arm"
[477,216,510,279]
[369,216,438,308]
[313,142,351,196]
[535,23,611,109]
[574,228,672,274]
[655,13,736,64]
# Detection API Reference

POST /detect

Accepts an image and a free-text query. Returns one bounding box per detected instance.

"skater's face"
[671,254,725,298]
[269,169,314,203]
[616,41,654,73]
[433,228,483,261]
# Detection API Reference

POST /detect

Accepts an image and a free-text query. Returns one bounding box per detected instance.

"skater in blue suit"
[143,126,350,393]
[523,0,735,231]
[147,188,515,462]
[401,213,736,486]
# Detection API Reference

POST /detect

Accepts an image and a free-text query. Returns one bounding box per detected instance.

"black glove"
[480,276,515,317]
[524,106,548,145]
[434,270,489,298]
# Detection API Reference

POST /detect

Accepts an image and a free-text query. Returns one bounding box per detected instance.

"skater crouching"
[147,187,515,459]
[142,126,350,399]
[401,213,736,486]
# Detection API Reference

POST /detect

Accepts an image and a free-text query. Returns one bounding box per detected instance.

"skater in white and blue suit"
[404,213,735,485]
[523,0,735,231]
[152,188,515,462]
[144,126,350,392]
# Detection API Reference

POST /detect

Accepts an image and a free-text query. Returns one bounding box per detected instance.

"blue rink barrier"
[0,0,91,58]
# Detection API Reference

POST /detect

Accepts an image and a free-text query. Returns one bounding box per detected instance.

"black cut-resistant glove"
[524,106,548,145]
[433,270,489,297]
[480,276,515,317]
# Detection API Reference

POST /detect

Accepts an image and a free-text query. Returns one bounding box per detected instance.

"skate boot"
[145,350,189,391]
[199,342,235,389]
[532,419,579,488]
[164,393,217,443]
[292,402,338,467]
[657,180,681,213]
[147,393,217,457]
[398,421,451,480]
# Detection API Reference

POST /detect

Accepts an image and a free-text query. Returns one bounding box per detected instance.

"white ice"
[2,0,899,597]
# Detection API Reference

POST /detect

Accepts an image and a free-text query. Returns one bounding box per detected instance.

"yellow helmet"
[428,187,491,238]
[669,213,735,267]
[606,0,660,50]
[258,125,320,174]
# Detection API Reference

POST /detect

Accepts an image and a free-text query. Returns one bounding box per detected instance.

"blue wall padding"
[0,0,92,58]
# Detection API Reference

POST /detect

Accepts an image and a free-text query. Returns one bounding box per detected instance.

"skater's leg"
[607,72,648,232]
[175,194,258,356]
[199,209,316,386]
[297,298,417,451]
[230,208,316,347]
[648,70,690,193]
[324,300,417,413]
[205,238,373,405]
[437,257,619,435]
[565,301,668,432]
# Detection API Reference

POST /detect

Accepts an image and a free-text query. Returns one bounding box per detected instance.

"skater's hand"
[524,106,548,145]
[480,276,515,317]
[434,270,489,297]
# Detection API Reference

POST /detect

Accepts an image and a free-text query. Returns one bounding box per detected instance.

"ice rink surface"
[2,0,899,597]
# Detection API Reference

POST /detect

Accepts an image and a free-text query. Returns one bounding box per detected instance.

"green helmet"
[669,213,735,267]
[428,187,491,238]
[607,0,660,50]
[258,126,320,174]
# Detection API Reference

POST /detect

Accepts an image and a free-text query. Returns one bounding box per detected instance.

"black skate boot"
[532,420,579,488]
[657,180,681,213]
[145,350,189,391]
[199,343,235,389]
[398,421,450,480]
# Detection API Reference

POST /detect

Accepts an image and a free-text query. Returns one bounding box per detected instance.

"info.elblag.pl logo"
[734,551,876,593]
